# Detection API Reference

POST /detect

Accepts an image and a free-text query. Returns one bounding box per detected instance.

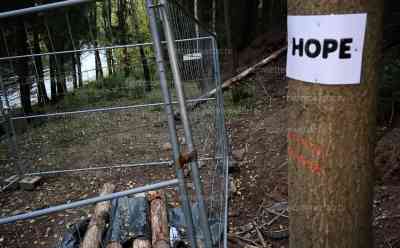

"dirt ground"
[0,99,220,247]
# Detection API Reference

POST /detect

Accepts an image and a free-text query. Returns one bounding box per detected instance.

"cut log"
[81,183,116,248]
[183,46,287,114]
[148,191,170,248]
[133,238,152,248]
[216,46,287,94]
[106,242,123,248]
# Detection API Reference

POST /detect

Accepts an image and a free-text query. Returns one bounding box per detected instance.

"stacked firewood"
[80,183,172,248]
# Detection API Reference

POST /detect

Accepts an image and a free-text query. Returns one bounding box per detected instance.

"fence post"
[158,0,213,247]
[145,1,198,247]
[211,37,229,248]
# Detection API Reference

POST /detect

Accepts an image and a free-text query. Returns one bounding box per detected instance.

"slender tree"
[287,1,383,248]
[71,53,78,89]
[117,0,130,76]
[56,54,67,97]
[211,0,216,33]
[49,54,57,102]
[33,26,49,105]
[130,0,152,91]
[223,0,237,76]
[76,51,83,88]
[89,3,104,81]
[15,21,33,113]
[102,0,115,76]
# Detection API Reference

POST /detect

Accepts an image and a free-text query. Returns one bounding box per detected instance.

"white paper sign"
[183,52,202,61]
[286,14,367,85]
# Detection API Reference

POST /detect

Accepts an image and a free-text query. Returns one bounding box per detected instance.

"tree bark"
[33,31,49,105]
[15,22,32,113]
[130,0,152,92]
[287,1,383,248]
[81,183,115,248]
[49,55,57,102]
[148,191,170,248]
[71,53,78,90]
[76,51,83,88]
[139,46,152,92]
[56,55,67,98]
[103,0,115,76]
[117,0,130,77]
[132,238,152,248]
[223,0,242,103]
[106,242,123,248]
[223,0,237,76]
[262,0,270,33]
[106,50,114,77]
[95,48,104,81]
[91,4,104,81]
[211,0,216,33]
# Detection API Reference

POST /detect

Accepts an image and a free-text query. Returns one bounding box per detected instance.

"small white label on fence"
[183,52,202,61]
[286,13,367,85]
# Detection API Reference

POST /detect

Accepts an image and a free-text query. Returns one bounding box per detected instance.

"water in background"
[2,50,108,109]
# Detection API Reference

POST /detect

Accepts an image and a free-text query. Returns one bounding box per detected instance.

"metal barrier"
[0,0,229,247]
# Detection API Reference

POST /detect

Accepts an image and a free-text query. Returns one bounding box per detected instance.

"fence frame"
[0,0,229,247]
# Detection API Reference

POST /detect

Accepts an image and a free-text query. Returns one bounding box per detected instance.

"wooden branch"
[82,183,116,248]
[253,221,267,247]
[207,46,286,97]
[148,191,170,248]
[217,46,287,94]
[133,238,152,248]
[183,46,287,113]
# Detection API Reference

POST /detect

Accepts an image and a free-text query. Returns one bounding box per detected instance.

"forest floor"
[0,83,220,247]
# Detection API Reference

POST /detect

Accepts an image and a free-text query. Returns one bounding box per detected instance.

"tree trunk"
[132,238,151,248]
[180,0,194,15]
[287,1,383,248]
[212,0,216,33]
[262,0,270,33]
[76,51,83,88]
[224,0,241,103]
[223,0,238,76]
[148,191,170,248]
[103,0,115,77]
[106,50,114,77]
[117,0,130,77]
[81,183,115,248]
[56,55,67,97]
[91,4,104,82]
[131,1,152,92]
[49,55,57,102]
[33,31,49,105]
[139,46,152,92]
[243,0,258,46]
[71,54,78,90]
[95,48,104,81]
[15,22,32,113]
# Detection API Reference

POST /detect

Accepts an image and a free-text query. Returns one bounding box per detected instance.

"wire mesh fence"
[0,0,229,247]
